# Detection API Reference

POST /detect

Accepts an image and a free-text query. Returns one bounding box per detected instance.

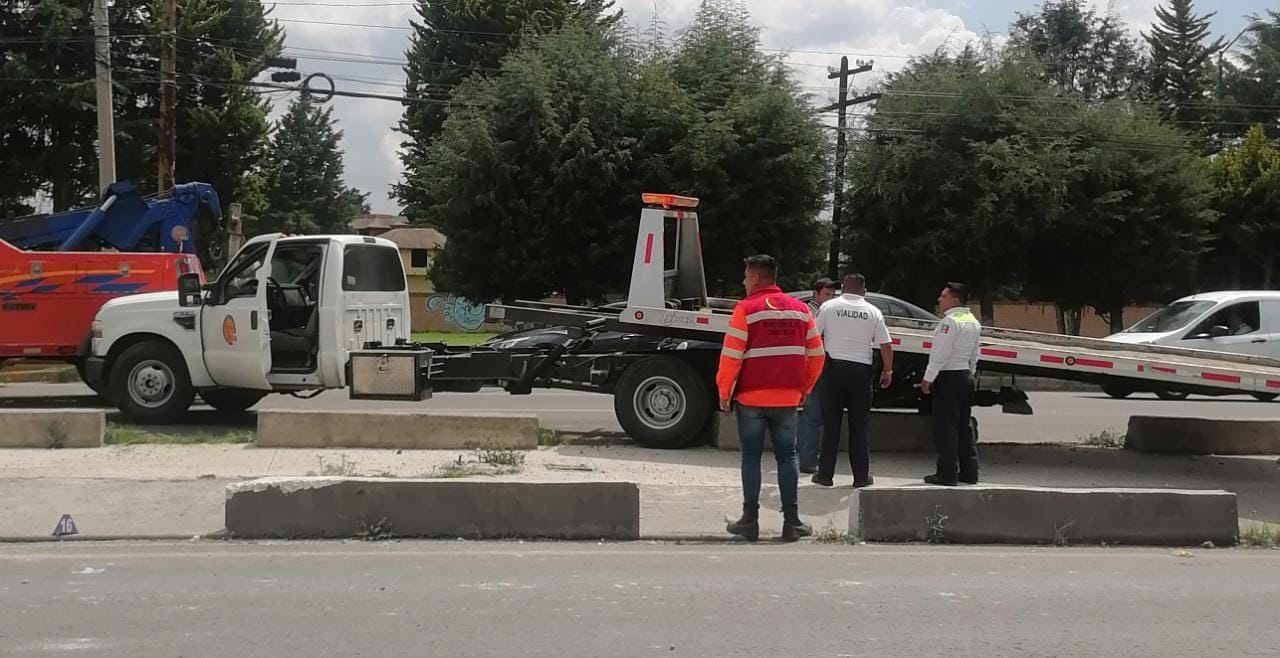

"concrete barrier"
[849,485,1238,546]
[1126,416,1280,455]
[256,410,539,450]
[0,410,104,448]
[224,478,640,540]
[716,411,974,453]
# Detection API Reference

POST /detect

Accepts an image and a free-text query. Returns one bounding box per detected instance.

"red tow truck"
[0,181,220,392]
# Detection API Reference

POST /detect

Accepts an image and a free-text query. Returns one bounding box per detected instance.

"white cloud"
[266,1,983,213]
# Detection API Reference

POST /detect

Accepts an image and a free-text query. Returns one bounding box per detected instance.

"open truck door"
[198,235,279,390]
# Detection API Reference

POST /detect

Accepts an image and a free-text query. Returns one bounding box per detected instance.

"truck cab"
[89,234,410,423]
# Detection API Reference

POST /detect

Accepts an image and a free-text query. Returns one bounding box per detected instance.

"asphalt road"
[1,382,1278,443]
[2,542,1278,657]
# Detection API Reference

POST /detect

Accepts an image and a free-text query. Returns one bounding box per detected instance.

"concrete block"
[0,410,104,448]
[225,478,640,540]
[1126,416,1280,455]
[716,411,973,453]
[256,410,539,450]
[849,486,1238,546]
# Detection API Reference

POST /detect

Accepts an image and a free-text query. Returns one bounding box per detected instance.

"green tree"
[665,0,828,293]
[1008,0,1142,100]
[422,22,638,304]
[1209,125,1280,287]
[845,52,1068,323]
[394,0,619,222]
[257,97,367,235]
[1142,0,1223,131]
[1023,104,1214,332]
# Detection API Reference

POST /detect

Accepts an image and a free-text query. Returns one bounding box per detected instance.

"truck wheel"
[1101,384,1133,399]
[1253,392,1279,402]
[110,341,195,424]
[614,356,711,449]
[201,388,267,413]
[1155,390,1190,401]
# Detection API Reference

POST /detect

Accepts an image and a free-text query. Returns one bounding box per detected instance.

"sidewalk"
[2,443,1277,540]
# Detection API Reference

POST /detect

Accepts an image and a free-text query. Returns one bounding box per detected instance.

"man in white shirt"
[812,273,894,488]
[921,281,983,486]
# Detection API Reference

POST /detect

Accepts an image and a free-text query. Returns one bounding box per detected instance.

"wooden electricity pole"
[820,57,879,279]
[158,0,177,190]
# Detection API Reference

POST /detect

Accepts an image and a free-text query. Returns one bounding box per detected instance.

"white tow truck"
[346,193,1280,448]
[88,233,410,422]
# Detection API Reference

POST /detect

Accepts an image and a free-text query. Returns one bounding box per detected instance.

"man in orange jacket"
[716,255,825,542]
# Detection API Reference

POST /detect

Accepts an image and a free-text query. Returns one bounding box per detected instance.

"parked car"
[1100,290,1280,401]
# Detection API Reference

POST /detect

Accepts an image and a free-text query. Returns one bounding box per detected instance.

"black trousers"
[932,370,978,481]
[818,359,872,482]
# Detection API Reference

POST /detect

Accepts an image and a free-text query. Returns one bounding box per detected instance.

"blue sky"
[269,0,1276,214]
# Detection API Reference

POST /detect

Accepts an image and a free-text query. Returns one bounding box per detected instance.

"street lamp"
[1217,20,1267,104]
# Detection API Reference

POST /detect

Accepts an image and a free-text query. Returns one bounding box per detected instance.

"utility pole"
[158,0,177,191]
[820,57,879,279]
[92,0,116,193]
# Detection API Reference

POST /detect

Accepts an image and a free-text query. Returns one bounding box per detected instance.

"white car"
[1101,290,1280,401]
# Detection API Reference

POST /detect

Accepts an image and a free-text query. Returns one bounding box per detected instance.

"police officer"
[921,282,983,486]
[812,274,894,488]
[799,278,837,473]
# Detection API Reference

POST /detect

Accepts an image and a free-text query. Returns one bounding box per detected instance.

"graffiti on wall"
[425,293,487,331]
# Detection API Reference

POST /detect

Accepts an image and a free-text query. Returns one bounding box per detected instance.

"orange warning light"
[641,193,700,209]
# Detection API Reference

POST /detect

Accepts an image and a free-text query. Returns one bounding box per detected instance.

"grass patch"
[1082,429,1126,449]
[813,521,848,545]
[538,428,563,447]
[1240,522,1280,548]
[105,424,254,446]
[308,453,358,477]
[412,331,496,347]
[476,446,526,468]
[429,450,525,478]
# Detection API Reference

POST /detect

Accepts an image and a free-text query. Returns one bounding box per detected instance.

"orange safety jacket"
[715,285,825,408]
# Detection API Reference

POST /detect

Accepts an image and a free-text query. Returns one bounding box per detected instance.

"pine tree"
[1143,0,1223,129]
[1008,0,1142,100]
[393,0,620,223]
[257,98,367,235]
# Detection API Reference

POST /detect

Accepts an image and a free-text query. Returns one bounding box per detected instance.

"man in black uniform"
[812,274,894,488]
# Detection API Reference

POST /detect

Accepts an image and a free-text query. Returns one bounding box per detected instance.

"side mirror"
[177,273,204,308]
[1209,325,1230,338]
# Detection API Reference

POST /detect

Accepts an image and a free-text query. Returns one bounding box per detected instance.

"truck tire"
[201,388,267,413]
[1155,390,1190,401]
[614,356,711,449]
[1101,384,1133,399]
[1253,392,1279,402]
[110,341,195,424]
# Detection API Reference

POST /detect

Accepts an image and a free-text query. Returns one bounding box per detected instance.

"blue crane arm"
[0,180,221,253]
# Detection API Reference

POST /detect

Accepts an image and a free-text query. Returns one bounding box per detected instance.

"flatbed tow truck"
[343,193,1280,448]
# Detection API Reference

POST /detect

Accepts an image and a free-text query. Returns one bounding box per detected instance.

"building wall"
[991,303,1157,338]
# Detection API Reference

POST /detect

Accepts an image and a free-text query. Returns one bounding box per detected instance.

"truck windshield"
[342,244,406,292]
[1124,301,1214,333]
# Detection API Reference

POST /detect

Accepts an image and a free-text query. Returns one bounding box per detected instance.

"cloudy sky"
[259,0,1271,214]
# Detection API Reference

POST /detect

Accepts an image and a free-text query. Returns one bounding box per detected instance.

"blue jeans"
[735,405,800,510]
[797,377,824,470]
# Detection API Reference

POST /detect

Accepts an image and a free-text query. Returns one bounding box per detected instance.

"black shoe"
[799,464,818,474]
[924,474,957,486]
[852,475,875,488]
[959,474,979,485]
[810,474,834,487]
[782,519,813,542]
[727,516,759,542]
